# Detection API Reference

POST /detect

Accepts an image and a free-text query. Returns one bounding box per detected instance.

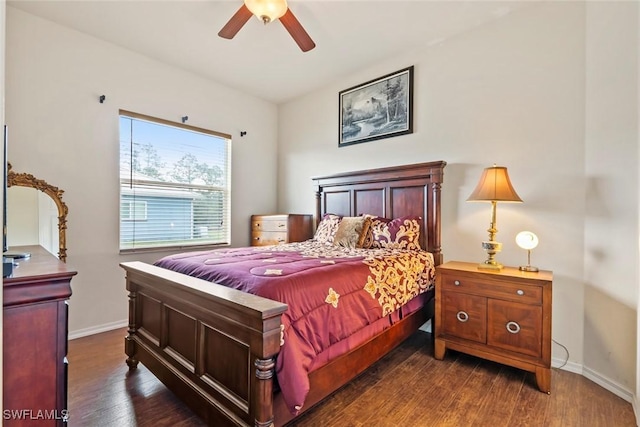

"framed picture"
[339,66,414,147]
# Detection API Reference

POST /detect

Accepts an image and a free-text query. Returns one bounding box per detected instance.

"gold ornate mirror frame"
[7,163,68,262]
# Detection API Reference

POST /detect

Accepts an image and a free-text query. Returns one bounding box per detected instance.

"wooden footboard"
[122,261,287,426]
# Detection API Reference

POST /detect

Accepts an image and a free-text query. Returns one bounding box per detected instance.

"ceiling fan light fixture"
[244,0,288,24]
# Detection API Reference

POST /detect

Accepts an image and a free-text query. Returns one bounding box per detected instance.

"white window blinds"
[119,111,231,252]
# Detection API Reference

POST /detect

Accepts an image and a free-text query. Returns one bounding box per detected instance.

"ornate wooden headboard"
[312,161,446,265]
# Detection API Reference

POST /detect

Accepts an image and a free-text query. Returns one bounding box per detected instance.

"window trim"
[120,110,231,140]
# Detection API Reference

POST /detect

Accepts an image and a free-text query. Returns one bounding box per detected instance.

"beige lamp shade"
[245,0,288,23]
[467,165,523,203]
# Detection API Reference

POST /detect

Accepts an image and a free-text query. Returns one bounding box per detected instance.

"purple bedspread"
[154,240,435,415]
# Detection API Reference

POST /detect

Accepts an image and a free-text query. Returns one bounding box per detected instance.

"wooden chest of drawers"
[434,261,553,393]
[251,214,314,246]
[3,245,76,426]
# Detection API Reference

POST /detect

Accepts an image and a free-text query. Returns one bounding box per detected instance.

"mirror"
[7,164,68,262]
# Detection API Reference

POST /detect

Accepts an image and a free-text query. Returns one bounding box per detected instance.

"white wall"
[278,1,638,400]
[5,7,280,335]
[584,1,638,398]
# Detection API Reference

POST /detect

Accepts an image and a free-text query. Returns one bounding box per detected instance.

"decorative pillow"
[313,214,342,244]
[356,216,372,248]
[333,216,372,248]
[365,215,422,250]
[359,215,376,249]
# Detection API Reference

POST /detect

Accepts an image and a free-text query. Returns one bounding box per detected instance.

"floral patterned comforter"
[154,240,435,415]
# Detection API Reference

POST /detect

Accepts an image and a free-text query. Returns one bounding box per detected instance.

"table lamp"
[515,231,539,272]
[467,165,522,270]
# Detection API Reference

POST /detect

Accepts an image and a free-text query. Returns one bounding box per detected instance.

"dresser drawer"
[250,214,314,246]
[252,231,288,246]
[441,292,487,344]
[441,273,542,305]
[487,299,542,358]
[252,219,289,232]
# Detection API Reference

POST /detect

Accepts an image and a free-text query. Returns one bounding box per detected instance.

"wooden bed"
[121,160,446,426]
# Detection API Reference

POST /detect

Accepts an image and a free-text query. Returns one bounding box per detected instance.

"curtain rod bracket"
[240,131,247,137]
[99,95,106,104]
[182,116,188,123]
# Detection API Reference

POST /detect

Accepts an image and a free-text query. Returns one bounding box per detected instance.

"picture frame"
[339,66,414,147]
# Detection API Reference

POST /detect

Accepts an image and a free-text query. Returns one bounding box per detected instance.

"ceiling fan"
[218,0,316,52]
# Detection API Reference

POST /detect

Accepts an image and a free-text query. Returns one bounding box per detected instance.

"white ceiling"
[8,0,534,104]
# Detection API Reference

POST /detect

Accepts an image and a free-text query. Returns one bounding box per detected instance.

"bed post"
[315,188,322,227]
[254,357,276,427]
[125,289,139,369]
[430,181,443,266]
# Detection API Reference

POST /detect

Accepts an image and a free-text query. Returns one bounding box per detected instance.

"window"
[119,110,231,251]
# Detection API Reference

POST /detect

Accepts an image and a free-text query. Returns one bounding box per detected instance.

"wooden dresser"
[3,245,76,426]
[250,214,314,246]
[434,261,553,393]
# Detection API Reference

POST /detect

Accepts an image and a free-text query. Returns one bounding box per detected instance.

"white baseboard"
[581,365,635,404]
[68,319,128,340]
[552,356,582,374]
[550,356,637,420]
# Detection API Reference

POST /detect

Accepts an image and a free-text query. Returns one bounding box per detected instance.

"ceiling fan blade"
[279,8,316,52]
[218,4,253,39]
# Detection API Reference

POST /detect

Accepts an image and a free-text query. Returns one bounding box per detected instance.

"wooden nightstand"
[251,214,314,246]
[434,261,553,393]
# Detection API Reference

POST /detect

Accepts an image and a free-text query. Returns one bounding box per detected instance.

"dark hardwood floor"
[68,328,636,426]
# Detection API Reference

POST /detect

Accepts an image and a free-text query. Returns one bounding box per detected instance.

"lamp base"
[478,261,503,271]
[519,265,539,272]
[478,240,503,271]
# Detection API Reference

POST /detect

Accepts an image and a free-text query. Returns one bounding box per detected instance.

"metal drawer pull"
[454,280,461,286]
[506,321,521,334]
[516,290,524,296]
[278,223,285,227]
[456,311,469,322]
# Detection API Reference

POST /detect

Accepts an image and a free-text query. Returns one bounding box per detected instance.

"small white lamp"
[515,231,539,272]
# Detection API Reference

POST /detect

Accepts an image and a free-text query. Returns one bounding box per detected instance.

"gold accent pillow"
[333,216,372,248]
[357,216,372,248]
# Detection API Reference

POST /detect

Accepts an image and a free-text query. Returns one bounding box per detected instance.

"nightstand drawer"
[441,274,542,305]
[487,299,542,358]
[441,292,487,343]
[252,231,288,246]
